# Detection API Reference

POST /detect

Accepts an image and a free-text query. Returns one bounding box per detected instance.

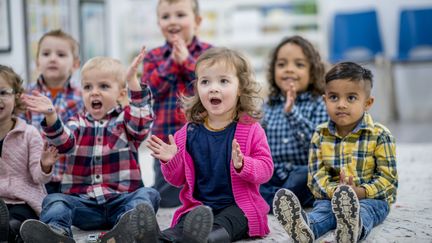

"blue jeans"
[260,165,314,208]
[40,187,160,237]
[308,199,389,240]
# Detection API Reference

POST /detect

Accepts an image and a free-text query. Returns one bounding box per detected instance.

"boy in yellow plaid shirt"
[273,62,398,243]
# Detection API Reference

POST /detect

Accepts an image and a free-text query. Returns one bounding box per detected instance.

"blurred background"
[0,0,431,135]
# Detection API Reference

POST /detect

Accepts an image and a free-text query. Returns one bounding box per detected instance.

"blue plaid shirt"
[262,92,328,180]
[25,75,84,182]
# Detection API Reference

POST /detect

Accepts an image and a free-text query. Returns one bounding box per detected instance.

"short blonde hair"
[81,57,126,88]
[182,47,263,123]
[158,0,199,16]
[37,29,80,61]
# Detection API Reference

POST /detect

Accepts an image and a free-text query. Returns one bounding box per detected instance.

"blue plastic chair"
[329,10,383,63]
[397,8,432,61]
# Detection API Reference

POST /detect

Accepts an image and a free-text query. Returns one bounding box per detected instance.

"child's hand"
[339,169,366,199]
[147,135,178,162]
[284,83,297,113]
[21,90,57,126]
[125,46,146,91]
[171,35,189,64]
[232,139,244,170]
[40,142,59,174]
[22,90,55,115]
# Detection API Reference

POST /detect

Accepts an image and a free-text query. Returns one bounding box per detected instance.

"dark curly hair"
[267,35,325,105]
[0,65,26,114]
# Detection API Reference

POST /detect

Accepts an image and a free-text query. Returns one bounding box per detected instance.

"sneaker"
[20,219,75,243]
[331,185,361,243]
[273,189,314,243]
[182,205,214,243]
[99,210,135,243]
[129,203,160,243]
[0,199,9,243]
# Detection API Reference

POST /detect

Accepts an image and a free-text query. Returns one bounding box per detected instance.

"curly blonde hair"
[182,47,263,123]
[0,65,26,114]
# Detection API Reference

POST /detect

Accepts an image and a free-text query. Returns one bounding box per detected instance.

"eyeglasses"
[0,88,15,100]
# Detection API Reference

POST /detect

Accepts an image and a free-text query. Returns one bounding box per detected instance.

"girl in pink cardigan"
[0,65,58,243]
[145,47,274,243]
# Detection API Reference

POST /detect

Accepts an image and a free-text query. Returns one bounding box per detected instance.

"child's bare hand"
[126,46,146,90]
[284,83,297,113]
[147,135,178,162]
[171,36,189,64]
[339,169,365,199]
[21,90,55,115]
[40,143,59,173]
[232,139,244,170]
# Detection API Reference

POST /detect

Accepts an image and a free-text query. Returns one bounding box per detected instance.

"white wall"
[0,0,28,81]
[318,0,432,60]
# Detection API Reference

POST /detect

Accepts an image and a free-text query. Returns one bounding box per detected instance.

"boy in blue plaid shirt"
[260,36,328,208]
[25,30,84,194]
[273,62,398,243]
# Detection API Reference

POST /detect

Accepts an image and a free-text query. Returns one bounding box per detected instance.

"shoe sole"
[20,219,75,243]
[0,199,9,242]
[332,185,360,243]
[99,210,135,243]
[273,189,314,243]
[182,205,214,243]
[129,203,160,243]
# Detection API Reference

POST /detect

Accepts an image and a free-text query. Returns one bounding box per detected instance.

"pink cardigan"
[161,120,274,237]
[0,117,51,215]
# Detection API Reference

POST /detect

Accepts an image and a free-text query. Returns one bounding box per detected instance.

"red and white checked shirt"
[42,85,153,204]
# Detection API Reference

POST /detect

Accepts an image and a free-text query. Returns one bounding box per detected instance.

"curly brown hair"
[0,65,26,114]
[267,35,325,105]
[181,47,263,123]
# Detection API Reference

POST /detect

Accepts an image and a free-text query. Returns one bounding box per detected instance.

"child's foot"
[0,199,9,243]
[129,203,160,243]
[332,185,361,243]
[273,189,314,243]
[19,219,75,243]
[99,210,135,243]
[182,205,214,243]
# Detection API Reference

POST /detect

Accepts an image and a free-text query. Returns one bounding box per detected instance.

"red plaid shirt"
[141,37,212,141]
[42,85,153,204]
[25,75,83,182]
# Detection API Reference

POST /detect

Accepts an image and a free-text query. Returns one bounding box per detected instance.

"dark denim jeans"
[308,199,389,240]
[40,187,160,237]
[260,165,314,209]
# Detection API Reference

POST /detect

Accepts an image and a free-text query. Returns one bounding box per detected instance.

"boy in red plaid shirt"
[142,0,213,207]
[19,48,160,243]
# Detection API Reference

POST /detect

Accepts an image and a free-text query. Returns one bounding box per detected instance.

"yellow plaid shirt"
[307,113,398,205]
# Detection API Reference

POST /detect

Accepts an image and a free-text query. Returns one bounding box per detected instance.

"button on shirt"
[42,85,153,204]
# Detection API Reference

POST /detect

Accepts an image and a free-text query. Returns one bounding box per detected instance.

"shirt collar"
[325,112,375,136]
[270,92,314,104]
[84,105,123,122]
[36,75,74,92]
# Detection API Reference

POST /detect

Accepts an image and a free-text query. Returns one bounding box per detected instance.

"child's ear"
[117,88,129,107]
[365,96,375,111]
[72,59,81,71]
[194,15,202,28]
